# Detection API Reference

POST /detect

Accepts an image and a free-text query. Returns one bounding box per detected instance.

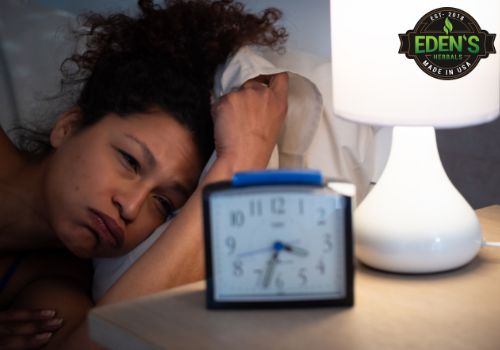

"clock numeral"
[249,200,263,216]
[316,258,325,275]
[225,236,236,255]
[298,267,307,286]
[230,210,245,227]
[298,199,304,215]
[271,197,285,215]
[317,208,326,226]
[275,273,285,290]
[323,234,334,252]
[233,259,244,277]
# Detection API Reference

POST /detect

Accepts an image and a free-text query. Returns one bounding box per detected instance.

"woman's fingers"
[241,72,288,94]
[0,318,63,336]
[211,71,288,167]
[0,309,63,349]
[240,72,288,116]
[0,310,56,323]
[0,332,52,350]
[268,72,289,102]
[241,74,272,89]
[0,308,63,350]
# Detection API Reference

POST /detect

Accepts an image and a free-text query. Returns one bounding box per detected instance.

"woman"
[0,0,288,348]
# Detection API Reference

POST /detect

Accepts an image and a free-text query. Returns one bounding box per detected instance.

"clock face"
[204,185,352,307]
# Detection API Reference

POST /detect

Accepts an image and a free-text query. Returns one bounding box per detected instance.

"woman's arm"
[100,73,288,302]
[9,277,94,350]
[0,251,93,350]
[65,73,288,349]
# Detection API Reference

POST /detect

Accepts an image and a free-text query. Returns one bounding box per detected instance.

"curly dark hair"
[19,0,287,162]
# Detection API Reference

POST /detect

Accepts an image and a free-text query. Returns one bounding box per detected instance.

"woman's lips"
[89,209,125,248]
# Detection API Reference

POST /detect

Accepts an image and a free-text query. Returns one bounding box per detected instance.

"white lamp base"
[355,127,482,273]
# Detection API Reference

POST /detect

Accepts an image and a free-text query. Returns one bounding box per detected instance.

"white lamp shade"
[330,0,499,127]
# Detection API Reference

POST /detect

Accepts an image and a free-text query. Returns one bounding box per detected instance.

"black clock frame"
[202,180,354,309]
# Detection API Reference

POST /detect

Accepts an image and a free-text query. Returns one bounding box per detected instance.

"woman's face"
[45,110,203,258]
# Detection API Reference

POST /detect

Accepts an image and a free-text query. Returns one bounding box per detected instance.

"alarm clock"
[202,169,354,309]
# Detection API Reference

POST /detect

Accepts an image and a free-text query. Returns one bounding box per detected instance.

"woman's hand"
[212,72,288,170]
[0,309,63,349]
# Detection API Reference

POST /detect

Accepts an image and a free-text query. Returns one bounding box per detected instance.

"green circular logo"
[399,7,496,80]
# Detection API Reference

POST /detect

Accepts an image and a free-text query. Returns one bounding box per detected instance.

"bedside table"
[89,205,500,350]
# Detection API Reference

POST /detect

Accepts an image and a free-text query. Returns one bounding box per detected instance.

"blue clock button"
[232,169,323,187]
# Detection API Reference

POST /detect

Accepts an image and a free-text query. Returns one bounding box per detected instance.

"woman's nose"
[112,186,149,223]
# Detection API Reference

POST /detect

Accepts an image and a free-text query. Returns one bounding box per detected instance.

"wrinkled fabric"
[213,45,323,169]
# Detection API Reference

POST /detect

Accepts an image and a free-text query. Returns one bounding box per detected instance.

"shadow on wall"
[437,116,500,209]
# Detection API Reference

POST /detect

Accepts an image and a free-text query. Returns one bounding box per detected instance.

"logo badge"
[399,7,496,80]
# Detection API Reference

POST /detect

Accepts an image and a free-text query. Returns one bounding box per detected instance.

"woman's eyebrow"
[124,133,156,168]
[124,133,192,199]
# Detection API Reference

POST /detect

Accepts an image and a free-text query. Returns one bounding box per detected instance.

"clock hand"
[238,239,301,258]
[283,243,309,257]
[262,241,285,288]
[262,250,279,288]
[237,246,273,258]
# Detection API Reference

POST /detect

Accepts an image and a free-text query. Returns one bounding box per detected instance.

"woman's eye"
[119,150,140,172]
[154,195,175,219]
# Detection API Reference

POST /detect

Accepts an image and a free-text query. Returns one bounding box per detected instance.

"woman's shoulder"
[0,127,24,176]
[1,250,94,349]
[0,126,15,149]
[0,250,92,309]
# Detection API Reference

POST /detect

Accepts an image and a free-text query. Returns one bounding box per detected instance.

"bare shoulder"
[0,250,92,308]
[24,250,92,289]
[0,126,23,174]
[12,276,94,350]
[1,250,93,349]
[0,126,16,151]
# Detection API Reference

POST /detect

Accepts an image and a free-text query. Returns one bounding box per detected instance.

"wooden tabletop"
[89,205,500,350]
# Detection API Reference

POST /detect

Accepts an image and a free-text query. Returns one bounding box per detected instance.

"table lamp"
[330,0,499,273]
